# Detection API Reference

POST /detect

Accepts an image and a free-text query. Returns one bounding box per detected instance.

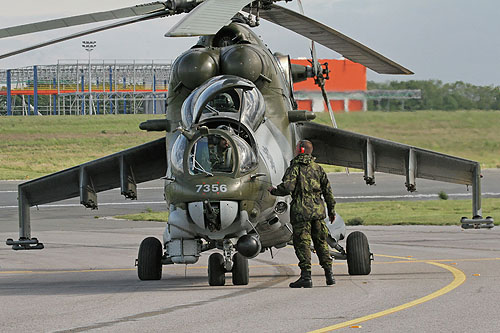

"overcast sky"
[0,0,499,86]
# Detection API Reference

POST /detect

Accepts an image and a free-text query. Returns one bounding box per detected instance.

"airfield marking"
[309,256,468,332]
[0,201,167,209]
[0,268,135,275]
[335,192,500,200]
[2,192,500,210]
[1,256,497,276]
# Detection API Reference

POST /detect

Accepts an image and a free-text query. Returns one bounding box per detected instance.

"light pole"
[82,40,96,115]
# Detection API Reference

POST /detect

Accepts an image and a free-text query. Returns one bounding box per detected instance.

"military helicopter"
[3,0,493,286]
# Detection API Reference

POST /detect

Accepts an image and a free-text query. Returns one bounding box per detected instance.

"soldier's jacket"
[209,145,231,171]
[271,154,336,223]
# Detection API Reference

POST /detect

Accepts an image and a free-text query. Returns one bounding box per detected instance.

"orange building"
[291,58,367,112]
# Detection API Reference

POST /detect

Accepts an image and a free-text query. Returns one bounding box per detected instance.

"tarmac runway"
[1,170,499,332]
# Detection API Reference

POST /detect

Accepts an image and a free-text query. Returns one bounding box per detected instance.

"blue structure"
[123,77,127,114]
[33,66,38,115]
[52,78,57,115]
[81,74,85,115]
[109,66,113,114]
[1,60,171,115]
[6,70,11,116]
[153,73,156,115]
[96,78,100,114]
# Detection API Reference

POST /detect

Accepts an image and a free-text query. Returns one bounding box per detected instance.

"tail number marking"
[196,184,227,193]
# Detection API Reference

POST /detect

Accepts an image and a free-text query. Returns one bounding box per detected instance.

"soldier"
[268,140,336,288]
[209,135,231,171]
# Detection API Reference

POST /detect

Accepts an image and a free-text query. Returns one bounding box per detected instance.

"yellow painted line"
[375,254,417,260]
[309,262,466,332]
[1,257,499,276]
[0,260,415,275]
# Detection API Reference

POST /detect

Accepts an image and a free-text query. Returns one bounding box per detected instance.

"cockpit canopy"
[171,131,257,177]
[181,75,265,131]
[190,134,233,175]
[173,75,263,178]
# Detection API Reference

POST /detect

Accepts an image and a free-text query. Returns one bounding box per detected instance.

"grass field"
[116,198,500,226]
[337,198,499,226]
[316,110,500,172]
[0,115,164,179]
[0,110,499,180]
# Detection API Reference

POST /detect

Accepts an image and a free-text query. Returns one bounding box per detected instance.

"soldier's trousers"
[292,219,332,272]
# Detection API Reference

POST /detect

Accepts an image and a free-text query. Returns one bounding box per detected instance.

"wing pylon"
[6,138,167,250]
[295,122,494,229]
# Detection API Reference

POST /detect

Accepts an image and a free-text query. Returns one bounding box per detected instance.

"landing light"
[274,201,287,214]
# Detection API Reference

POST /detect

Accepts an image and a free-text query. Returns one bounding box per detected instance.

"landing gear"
[346,231,372,275]
[232,253,249,285]
[208,240,250,286]
[208,252,226,286]
[137,237,163,280]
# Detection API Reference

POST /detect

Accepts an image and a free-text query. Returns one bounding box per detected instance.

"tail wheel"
[208,253,226,286]
[346,231,371,275]
[137,237,163,280]
[232,253,249,285]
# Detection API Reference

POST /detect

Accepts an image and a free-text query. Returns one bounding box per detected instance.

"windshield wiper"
[205,104,219,115]
[192,157,213,177]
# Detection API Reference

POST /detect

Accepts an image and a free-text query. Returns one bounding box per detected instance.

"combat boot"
[289,269,312,288]
[324,266,335,285]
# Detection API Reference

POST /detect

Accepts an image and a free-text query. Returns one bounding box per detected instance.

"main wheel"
[208,253,226,286]
[137,237,163,280]
[232,253,249,285]
[346,231,371,275]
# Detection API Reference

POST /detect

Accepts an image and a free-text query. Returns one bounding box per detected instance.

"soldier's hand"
[268,186,275,194]
[329,214,336,223]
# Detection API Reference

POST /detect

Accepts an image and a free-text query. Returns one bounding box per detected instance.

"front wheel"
[346,231,371,275]
[232,253,249,285]
[208,253,226,286]
[137,237,163,280]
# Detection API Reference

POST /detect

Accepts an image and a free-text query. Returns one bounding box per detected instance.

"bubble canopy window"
[181,75,266,131]
[171,131,257,176]
[190,134,234,175]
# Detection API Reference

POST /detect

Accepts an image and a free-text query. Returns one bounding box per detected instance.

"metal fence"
[0,59,173,115]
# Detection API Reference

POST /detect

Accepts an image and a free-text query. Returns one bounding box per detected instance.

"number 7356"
[195,184,228,193]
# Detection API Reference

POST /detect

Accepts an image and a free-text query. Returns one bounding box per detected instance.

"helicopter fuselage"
[160,23,308,263]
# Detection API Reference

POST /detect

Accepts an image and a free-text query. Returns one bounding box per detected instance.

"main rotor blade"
[0,2,168,39]
[256,4,413,75]
[0,11,168,60]
[165,0,251,37]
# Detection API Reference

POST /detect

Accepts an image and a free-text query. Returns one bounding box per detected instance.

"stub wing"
[295,121,493,228]
[7,137,167,250]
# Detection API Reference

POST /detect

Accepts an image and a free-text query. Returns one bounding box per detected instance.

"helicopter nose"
[188,200,239,232]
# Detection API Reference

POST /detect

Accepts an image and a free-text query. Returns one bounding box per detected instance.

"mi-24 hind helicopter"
[3,0,494,285]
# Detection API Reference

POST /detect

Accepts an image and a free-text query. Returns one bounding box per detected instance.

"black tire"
[346,231,371,275]
[232,253,249,285]
[208,253,226,286]
[137,237,163,280]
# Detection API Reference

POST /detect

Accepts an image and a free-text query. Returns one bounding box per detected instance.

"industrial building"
[0,60,171,116]
[292,58,420,112]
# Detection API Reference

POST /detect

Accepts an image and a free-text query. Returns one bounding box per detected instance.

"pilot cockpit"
[207,92,239,113]
[189,134,233,175]
[171,131,257,177]
[172,75,263,178]
[181,75,265,131]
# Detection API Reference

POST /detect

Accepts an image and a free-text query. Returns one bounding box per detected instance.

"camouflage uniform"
[271,154,336,272]
[209,143,230,171]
